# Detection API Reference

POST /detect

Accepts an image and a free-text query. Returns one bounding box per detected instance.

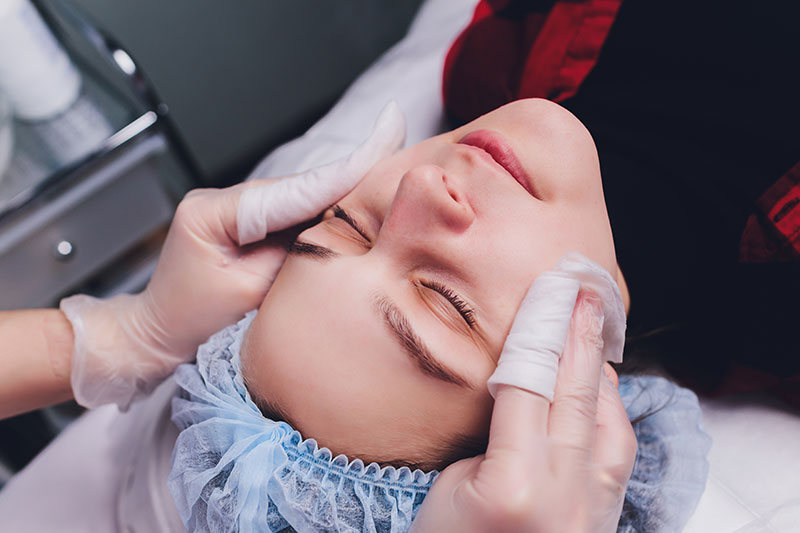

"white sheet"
[685,394,800,532]
[251,0,800,531]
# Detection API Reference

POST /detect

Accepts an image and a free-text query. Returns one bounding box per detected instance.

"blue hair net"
[618,373,712,531]
[168,313,710,533]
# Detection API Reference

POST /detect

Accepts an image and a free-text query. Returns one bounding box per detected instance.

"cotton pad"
[487,251,626,401]
[236,101,406,245]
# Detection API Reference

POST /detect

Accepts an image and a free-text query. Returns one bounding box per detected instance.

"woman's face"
[242,98,619,469]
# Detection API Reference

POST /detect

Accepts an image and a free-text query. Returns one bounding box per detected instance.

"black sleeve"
[561,0,800,380]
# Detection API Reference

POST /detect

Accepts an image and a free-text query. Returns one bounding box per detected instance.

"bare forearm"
[0,309,74,419]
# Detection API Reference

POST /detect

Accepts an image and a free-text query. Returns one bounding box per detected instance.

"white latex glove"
[487,251,626,402]
[411,283,636,532]
[61,102,405,410]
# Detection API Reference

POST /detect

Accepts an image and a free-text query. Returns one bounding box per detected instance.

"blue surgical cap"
[168,312,711,533]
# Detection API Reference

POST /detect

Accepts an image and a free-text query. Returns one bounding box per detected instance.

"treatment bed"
[0,0,797,531]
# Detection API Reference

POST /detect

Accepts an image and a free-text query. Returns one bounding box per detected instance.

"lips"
[458,129,537,198]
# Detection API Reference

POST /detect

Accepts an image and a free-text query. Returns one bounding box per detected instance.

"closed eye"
[322,206,478,330]
[332,205,371,243]
[420,280,477,328]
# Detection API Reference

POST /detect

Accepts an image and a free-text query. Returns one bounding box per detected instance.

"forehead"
[242,252,495,462]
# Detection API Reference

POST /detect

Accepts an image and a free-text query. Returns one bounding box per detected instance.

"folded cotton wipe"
[236,101,406,245]
[487,251,627,401]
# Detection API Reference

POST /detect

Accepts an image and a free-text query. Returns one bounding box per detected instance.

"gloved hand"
[411,278,637,532]
[61,102,405,410]
[487,251,627,402]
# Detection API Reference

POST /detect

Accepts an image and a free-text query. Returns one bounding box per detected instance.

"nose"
[382,164,475,238]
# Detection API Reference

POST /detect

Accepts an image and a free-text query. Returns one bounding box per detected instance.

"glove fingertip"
[236,187,268,245]
[372,100,406,156]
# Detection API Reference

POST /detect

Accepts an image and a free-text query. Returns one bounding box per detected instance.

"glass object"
[0,0,82,121]
[0,72,136,217]
[0,0,197,221]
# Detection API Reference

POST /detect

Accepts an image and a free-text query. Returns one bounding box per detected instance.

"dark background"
[69,0,426,186]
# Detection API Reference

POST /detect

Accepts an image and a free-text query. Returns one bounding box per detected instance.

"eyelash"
[330,206,477,329]
[332,205,371,244]
[420,280,477,328]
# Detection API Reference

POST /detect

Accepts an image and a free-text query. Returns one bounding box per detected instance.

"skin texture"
[242,98,626,470]
[0,309,73,419]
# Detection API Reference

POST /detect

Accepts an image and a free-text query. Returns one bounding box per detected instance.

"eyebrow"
[288,240,339,260]
[374,294,473,389]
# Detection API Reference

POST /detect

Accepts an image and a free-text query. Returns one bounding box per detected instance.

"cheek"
[502,202,615,291]
[556,198,617,275]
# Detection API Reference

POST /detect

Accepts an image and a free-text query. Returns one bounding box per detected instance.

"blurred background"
[67,0,425,186]
[0,0,424,483]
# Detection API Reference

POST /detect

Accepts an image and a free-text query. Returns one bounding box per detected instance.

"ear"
[602,362,619,389]
[616,262,631,315]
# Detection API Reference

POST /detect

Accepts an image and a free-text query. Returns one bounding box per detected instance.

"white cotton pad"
[487,251,626,402]
[236,101,406,245]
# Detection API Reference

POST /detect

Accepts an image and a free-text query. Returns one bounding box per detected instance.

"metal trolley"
[0,0,198,482]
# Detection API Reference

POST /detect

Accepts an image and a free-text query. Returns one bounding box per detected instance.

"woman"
[0,100,708,532]
[166,98,708,532]
[163,97,707,533]
[241,97,627,470]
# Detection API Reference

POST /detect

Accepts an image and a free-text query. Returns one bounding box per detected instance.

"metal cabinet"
[0,1,196,482]
[0,134,174,309]
[0,1,195,310]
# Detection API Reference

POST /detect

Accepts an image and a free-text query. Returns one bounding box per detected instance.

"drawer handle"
[54,240,75,261]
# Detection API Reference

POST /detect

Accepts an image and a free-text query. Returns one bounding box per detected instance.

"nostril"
[442,175,459,202]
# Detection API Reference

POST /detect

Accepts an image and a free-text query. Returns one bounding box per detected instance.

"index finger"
[548,291,605,463]
[236,102,405,245]
[483,273,581,459]
[485,384,551,462]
